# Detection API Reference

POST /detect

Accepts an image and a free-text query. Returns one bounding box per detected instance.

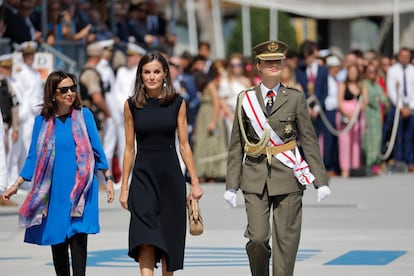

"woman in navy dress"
[119,51,204,276]
[2,71,115,276]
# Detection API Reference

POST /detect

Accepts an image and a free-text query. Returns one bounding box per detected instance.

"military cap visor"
[252,40,288,61]
[0,54,14,67]
[19,41,38,54]
[0,60,13,67]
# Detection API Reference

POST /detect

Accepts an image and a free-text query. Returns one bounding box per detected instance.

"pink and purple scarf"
[19,109,95,228]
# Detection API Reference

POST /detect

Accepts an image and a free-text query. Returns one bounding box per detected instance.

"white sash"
[242,90,315,185]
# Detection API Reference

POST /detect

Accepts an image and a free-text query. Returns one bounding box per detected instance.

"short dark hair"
[198,41,210,50]
[299,40,318,59]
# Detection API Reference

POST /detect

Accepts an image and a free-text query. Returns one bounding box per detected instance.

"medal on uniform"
[284,122,293,135]
[268,97,273,106]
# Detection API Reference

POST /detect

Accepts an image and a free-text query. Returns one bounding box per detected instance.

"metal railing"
[40,40,87,74]
[0,38,11,54]
[1,38,87,74]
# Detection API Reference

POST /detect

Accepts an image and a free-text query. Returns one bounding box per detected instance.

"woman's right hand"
[119,189,129,210]
[2,184,18,201]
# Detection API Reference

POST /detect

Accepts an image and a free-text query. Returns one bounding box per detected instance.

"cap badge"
[268,42,278,52]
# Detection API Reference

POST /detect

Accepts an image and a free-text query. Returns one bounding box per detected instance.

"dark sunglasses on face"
[56,85,78,94]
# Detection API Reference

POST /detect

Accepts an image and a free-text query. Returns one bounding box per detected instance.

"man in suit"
[386,47,414,171]
[224,40,331,276]
[295,40,328,139]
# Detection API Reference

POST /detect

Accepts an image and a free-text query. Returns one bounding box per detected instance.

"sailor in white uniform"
[112,42,147,175]
[96,39,119,182]
[8,41,43,189]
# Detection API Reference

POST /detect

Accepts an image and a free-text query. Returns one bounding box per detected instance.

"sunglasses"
[56,85,78,94]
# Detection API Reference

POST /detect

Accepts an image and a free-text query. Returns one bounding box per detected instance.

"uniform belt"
[245,140,297,156]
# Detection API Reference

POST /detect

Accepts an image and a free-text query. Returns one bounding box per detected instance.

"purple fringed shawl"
[19,109,95,228]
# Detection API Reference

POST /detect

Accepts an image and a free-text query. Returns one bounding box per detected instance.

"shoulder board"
[284,86,302,93]
[240,86,255,94]
[238,86,256,98]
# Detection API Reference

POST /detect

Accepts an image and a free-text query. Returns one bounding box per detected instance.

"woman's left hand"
[188,178,204,201]
[106,181,115,203]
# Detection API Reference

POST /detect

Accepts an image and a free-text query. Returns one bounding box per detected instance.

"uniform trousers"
[51,233,88,276]
[243,188,303,276]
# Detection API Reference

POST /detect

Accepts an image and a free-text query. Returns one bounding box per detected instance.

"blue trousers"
[383,107,414,165]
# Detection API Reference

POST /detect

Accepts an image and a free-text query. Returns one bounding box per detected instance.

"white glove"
[224,189,237,207]
[317,186,331,202]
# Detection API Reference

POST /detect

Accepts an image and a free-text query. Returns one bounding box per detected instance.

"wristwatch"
[105,175,114,182]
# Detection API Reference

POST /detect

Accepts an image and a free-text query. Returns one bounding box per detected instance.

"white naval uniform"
[96,58,118,181]
[0,113,8,194]
[112,65,138,174]
[8,63,43,188]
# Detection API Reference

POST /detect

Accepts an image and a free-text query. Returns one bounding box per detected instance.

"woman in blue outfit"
[119,51,204,276]
[2,71,115,276]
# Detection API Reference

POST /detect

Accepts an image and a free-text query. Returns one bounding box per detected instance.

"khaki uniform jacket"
[226,85,329,196]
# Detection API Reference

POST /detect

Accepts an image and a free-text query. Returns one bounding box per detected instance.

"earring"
[163,78,167,88]
[52,98,56,102]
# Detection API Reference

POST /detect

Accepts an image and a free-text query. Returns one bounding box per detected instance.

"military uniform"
[0,113,7,194]
[9,41,43,189]
[96,39,119,182]
[0,54,19,196]
[225,40,329,276]
[111,42,147,176]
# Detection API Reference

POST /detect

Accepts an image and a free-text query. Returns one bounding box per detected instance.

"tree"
[226,8,298,57]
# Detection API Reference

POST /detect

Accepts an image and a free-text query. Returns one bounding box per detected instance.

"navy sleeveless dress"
[127,95,187,271]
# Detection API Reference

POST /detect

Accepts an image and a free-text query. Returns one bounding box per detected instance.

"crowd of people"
[1,1,414,276]
[0,0,174,56]
[1,0,414,190]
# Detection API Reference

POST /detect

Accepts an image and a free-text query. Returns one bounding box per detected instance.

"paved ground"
[1,173,414,275]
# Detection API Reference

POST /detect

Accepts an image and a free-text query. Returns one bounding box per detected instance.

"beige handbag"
[186,198,203,235]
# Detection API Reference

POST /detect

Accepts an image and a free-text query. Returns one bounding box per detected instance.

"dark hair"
[198,41,210,50]
[299,40,318,59]
[41,71,81,120]
[130,51,175,108]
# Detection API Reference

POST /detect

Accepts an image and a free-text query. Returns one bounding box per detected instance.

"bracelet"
[105,175,114,182]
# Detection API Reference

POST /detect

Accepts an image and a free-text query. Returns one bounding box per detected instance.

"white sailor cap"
[18,41,38,54]
[0,53,14,67]
[87,42,104,57]
[97,39,115,50]
[326,55,341,67]
[126,42,147,56]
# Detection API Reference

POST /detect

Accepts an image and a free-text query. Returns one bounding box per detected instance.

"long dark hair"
[130,51,176,108]
[41,71,82,120]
